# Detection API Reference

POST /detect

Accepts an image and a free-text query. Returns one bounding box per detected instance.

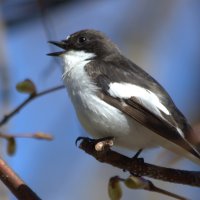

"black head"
[48,29,120,58]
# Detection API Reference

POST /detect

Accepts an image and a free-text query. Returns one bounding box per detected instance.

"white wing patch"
[176,127,185,138]
[108,82,170,118]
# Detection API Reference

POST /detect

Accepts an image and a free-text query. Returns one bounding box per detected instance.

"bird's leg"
[132,148,143,159]
[131,148,144,164]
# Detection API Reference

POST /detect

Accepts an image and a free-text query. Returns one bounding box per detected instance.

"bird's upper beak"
[47,40,67,56]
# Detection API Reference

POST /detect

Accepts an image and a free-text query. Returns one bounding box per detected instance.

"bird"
[48,29,200,165]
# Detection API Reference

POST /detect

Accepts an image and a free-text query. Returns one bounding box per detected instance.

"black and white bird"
[48,29,200,165]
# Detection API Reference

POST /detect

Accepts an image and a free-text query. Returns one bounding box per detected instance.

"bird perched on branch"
[48,29,200,165]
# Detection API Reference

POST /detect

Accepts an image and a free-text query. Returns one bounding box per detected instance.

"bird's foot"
[75,136,115,151]
[94,136,115,151]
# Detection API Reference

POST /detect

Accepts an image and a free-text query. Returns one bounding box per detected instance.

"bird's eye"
[78,36,87,43]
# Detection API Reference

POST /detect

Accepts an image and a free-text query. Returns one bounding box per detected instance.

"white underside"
[61,50,200,165]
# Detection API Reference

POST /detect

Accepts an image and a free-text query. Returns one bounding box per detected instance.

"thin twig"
[0,85,63,198]
[0,157,41,200]
[147,180,187,200]
[0,85,65,126]
[0,132,53,140]
[79,138,200,187]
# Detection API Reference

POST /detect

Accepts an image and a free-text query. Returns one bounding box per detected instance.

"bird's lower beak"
[47,41,67,57]
[47,51,65,56]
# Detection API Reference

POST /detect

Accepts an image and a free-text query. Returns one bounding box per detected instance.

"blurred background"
[0,0,200,199]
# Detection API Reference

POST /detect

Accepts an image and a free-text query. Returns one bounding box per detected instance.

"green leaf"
[16,79,36,95]
[7,137,16,155]
[108,176,122,200]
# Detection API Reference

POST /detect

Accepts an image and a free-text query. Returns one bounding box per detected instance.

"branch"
[0,157,41,200]
[0,85,65,126]
[78,138,200,199]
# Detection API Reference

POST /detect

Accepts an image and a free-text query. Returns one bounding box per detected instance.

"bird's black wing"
[85,55,200,159]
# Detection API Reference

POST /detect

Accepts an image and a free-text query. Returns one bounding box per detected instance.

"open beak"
[47,41,66,56]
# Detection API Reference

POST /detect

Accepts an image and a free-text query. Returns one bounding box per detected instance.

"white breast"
[62,50,128,136]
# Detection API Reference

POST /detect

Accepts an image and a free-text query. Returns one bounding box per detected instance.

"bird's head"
[48,29,120,58]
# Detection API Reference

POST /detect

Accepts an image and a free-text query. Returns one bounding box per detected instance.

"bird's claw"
[75,136,94,146]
